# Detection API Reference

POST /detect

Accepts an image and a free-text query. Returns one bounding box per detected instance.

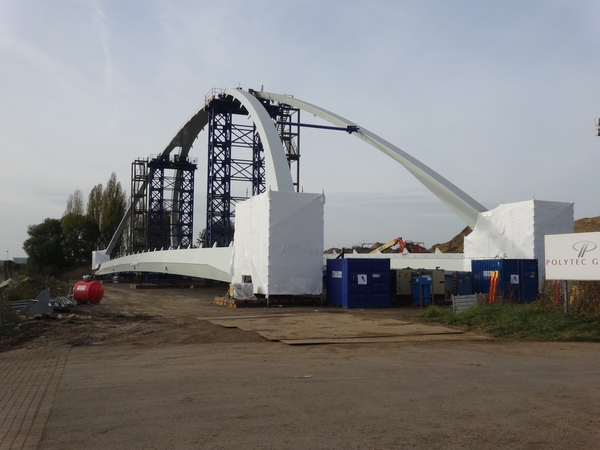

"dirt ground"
[4,283,433,351]
[3,283,600,449]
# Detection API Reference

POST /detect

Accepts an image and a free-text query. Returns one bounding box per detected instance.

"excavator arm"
[369,238,406,254]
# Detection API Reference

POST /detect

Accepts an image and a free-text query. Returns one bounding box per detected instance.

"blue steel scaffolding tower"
[146,155,197,250]
[205,94,281,248]
[131,92,300,252]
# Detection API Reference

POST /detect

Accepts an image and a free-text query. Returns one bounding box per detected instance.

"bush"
[2,277,69,303]
[419,302,600,341]
[539,279,600,316]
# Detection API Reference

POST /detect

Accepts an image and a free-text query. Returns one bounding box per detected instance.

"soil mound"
[574,216,600,233]
[429,226,472,253]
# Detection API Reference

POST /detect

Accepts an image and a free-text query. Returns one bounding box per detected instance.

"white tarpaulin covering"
[231,191,325,296]
[464,200,574,276]
[92,249,110,270]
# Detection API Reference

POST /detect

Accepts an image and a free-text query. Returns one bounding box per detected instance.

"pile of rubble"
[4,287,75,316]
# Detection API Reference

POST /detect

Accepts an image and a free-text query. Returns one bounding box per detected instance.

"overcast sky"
[1,0,599,258]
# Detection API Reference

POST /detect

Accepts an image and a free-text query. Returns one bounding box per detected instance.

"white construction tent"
[231,191,325,297]
[464,199,574,278]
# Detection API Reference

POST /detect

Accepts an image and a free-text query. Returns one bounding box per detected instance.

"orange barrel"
[73,280,105,304]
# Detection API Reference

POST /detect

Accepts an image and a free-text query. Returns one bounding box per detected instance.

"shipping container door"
[519,260,539,303]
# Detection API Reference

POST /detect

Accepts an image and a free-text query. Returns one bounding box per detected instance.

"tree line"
[23,173,127,276]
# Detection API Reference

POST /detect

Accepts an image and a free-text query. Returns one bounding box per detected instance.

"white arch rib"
[254,91,487,228]
[223,88,294,192]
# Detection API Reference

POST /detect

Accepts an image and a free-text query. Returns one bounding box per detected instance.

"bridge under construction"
[94,87,492,285]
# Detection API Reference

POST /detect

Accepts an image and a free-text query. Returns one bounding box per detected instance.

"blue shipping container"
[326,258,390,308]
[471,259,538,303]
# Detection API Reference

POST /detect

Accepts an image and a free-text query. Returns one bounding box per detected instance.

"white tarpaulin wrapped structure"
[464,199,574,276]
[92,250,110,270]
[231,191,325,297]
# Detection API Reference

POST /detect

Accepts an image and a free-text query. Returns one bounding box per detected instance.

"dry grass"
[540,279,600,316]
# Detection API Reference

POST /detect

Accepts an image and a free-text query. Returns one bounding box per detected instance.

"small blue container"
[326,258,390,308]
[412,275,432,305]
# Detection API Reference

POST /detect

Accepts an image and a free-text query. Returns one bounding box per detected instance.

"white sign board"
[545,232,600,280]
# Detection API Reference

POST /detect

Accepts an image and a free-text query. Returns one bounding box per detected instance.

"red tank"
[73,280,105,304]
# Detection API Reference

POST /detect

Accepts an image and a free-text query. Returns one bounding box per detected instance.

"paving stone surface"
[0,347,69,450]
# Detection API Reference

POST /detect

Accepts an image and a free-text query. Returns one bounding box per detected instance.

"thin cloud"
[86,0,121,134]
[87,0,113,95]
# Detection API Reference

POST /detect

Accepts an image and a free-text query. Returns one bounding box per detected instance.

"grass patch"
[2,277,69,302]
[419,303,600,342]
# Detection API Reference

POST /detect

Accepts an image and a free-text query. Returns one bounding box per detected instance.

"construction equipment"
[369,238,426,254]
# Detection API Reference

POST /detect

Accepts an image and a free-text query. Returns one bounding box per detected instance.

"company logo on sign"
[573,241,597,258]
[546,232,600,281]
[546,239,599,268]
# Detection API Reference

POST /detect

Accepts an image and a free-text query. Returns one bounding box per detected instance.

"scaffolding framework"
[205,96,272,248]
[130,158,149,253]
[204,95,302,248]
[130,155,197,252]
[276,104,301,192]
[148,156,197,250]
[130,91,302,252]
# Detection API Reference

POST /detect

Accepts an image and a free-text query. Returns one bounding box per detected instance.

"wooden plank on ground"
[280,333,492,345]
[209,314,468,343]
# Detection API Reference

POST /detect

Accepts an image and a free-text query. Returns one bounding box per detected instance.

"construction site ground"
[1,283,599,449]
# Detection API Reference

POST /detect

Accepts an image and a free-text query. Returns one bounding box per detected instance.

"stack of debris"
[5,288,75,316]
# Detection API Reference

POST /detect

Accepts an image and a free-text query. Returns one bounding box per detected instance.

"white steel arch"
[254,91,487,228]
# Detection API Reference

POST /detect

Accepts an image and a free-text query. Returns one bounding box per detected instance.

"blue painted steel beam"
[275,121,359,134]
